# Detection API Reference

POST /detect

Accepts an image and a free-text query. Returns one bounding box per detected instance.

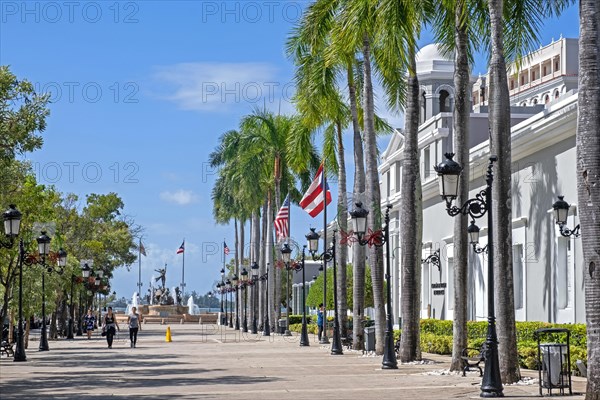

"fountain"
[187,295,199,315]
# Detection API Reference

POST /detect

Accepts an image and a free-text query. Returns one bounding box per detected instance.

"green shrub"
[288,315,312,325]
[417,319,588,370]
[420,333,453,354]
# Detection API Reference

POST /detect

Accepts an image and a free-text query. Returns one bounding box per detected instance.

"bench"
[461,346,486,377]
[341,336,353,350]
[1,341,14,357]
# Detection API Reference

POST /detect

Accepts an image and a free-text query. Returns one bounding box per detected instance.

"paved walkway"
[0,324,587,399]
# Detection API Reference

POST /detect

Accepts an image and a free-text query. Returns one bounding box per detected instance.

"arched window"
[544,95,550,104]
[554,90,560,99]
[439,90,450,112]
[532,98,538,105]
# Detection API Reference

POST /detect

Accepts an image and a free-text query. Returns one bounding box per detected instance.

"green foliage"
[0,66,51,162]
[306,263,374,309]
[288,314,313,325]
[420,333,453,354]
[419,319,588,373]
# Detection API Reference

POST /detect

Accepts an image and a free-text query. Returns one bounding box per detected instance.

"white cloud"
[152,62,291,112]
[159,189,199,205]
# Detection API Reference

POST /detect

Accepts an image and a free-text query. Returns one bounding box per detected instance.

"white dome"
[416,44,453,63]
[416,43,454,75]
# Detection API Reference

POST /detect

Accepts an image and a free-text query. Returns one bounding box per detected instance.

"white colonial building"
[379,37,584,326]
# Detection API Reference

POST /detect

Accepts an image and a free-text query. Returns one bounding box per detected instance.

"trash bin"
[364,326,375,352]
[535,328,572,396]
[278,319,288,334]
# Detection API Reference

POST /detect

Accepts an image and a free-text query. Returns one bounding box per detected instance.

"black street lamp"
[261,265,270,336]
[226,279,233,328]
[232,274,240,330]
[220,268,226,325]
[2,205,25,362]
[468,221,488,254]
[241,268,248,332]
[306,228,331,345]
[21,231,68,352]
[435,152,503,397]
[283,245,309,347]
[421,249,441,271]
[552,196,581,238]
[349,202,396,368]
[306,229,342,355]
[280,243,294,337]
[251,261,259,334]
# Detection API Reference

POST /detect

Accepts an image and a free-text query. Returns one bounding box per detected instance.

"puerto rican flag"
[299,163,332,218]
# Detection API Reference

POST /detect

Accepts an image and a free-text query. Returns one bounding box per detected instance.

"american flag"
[299,163,331,218]
[274,194,290,242]
[223,241,230,255]
[176,240,185,254]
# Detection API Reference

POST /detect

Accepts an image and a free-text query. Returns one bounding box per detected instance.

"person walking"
[317,303,324,342]
[103,307,120,349]
[127,306,142,348]
[83,309,96,340]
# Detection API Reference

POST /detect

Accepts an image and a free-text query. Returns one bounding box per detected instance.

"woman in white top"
[127,306,142,348]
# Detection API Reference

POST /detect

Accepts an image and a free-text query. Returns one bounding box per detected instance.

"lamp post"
[232,274,240,330]
[306,228,330,345]
[435,152,503,397]
[280,243,294,337]
[241,268,248,332]
[26,231,68,352]
[2,205,24,361]
[225,279,233,328]
[552,196,581,238]
[284,245,309,346]
[262,265,270,336]
[349,202,396,368]
[220,268,226,325]
[251,261,259,334]
[306,229,342,354]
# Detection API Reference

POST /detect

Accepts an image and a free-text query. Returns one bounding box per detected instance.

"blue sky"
[0,1,579,301]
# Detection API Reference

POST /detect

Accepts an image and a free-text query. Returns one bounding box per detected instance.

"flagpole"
[138,239,142,297]
[321,161,329,344]
[181,239,185,303]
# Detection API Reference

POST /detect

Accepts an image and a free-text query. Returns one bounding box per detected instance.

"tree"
[306,264,375,310]
[577,1,600,397]
[0,66,50,163]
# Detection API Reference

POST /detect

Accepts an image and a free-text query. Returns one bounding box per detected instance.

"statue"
[174,287,182,305]
[154,267,166,289]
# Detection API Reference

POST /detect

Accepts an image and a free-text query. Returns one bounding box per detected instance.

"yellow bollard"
[166,326,172,342]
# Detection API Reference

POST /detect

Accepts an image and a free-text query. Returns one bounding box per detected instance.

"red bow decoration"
[339,229,357,246]
[364,229,385,247]
[275,260,285,270]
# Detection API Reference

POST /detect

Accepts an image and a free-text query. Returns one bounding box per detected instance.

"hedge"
[401,319,587,373]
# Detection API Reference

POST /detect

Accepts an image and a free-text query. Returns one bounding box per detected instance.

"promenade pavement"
[0,323,587,399]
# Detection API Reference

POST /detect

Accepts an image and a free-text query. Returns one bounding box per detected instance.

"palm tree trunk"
[362,34,386,355]
[348,64,367,350]
[577,2,600,398]
[239,218,246,320]
[450,0,470,372]
[260,200,268,327]
[488,0,520,384]
[266,192,276,330]
[273,174,282,326]
[252,210,261,325]
[336,120,349,338]
[399,45,423,362]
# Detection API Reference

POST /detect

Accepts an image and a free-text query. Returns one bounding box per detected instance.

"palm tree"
[240,110,318,327]
[577,1,600,398]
